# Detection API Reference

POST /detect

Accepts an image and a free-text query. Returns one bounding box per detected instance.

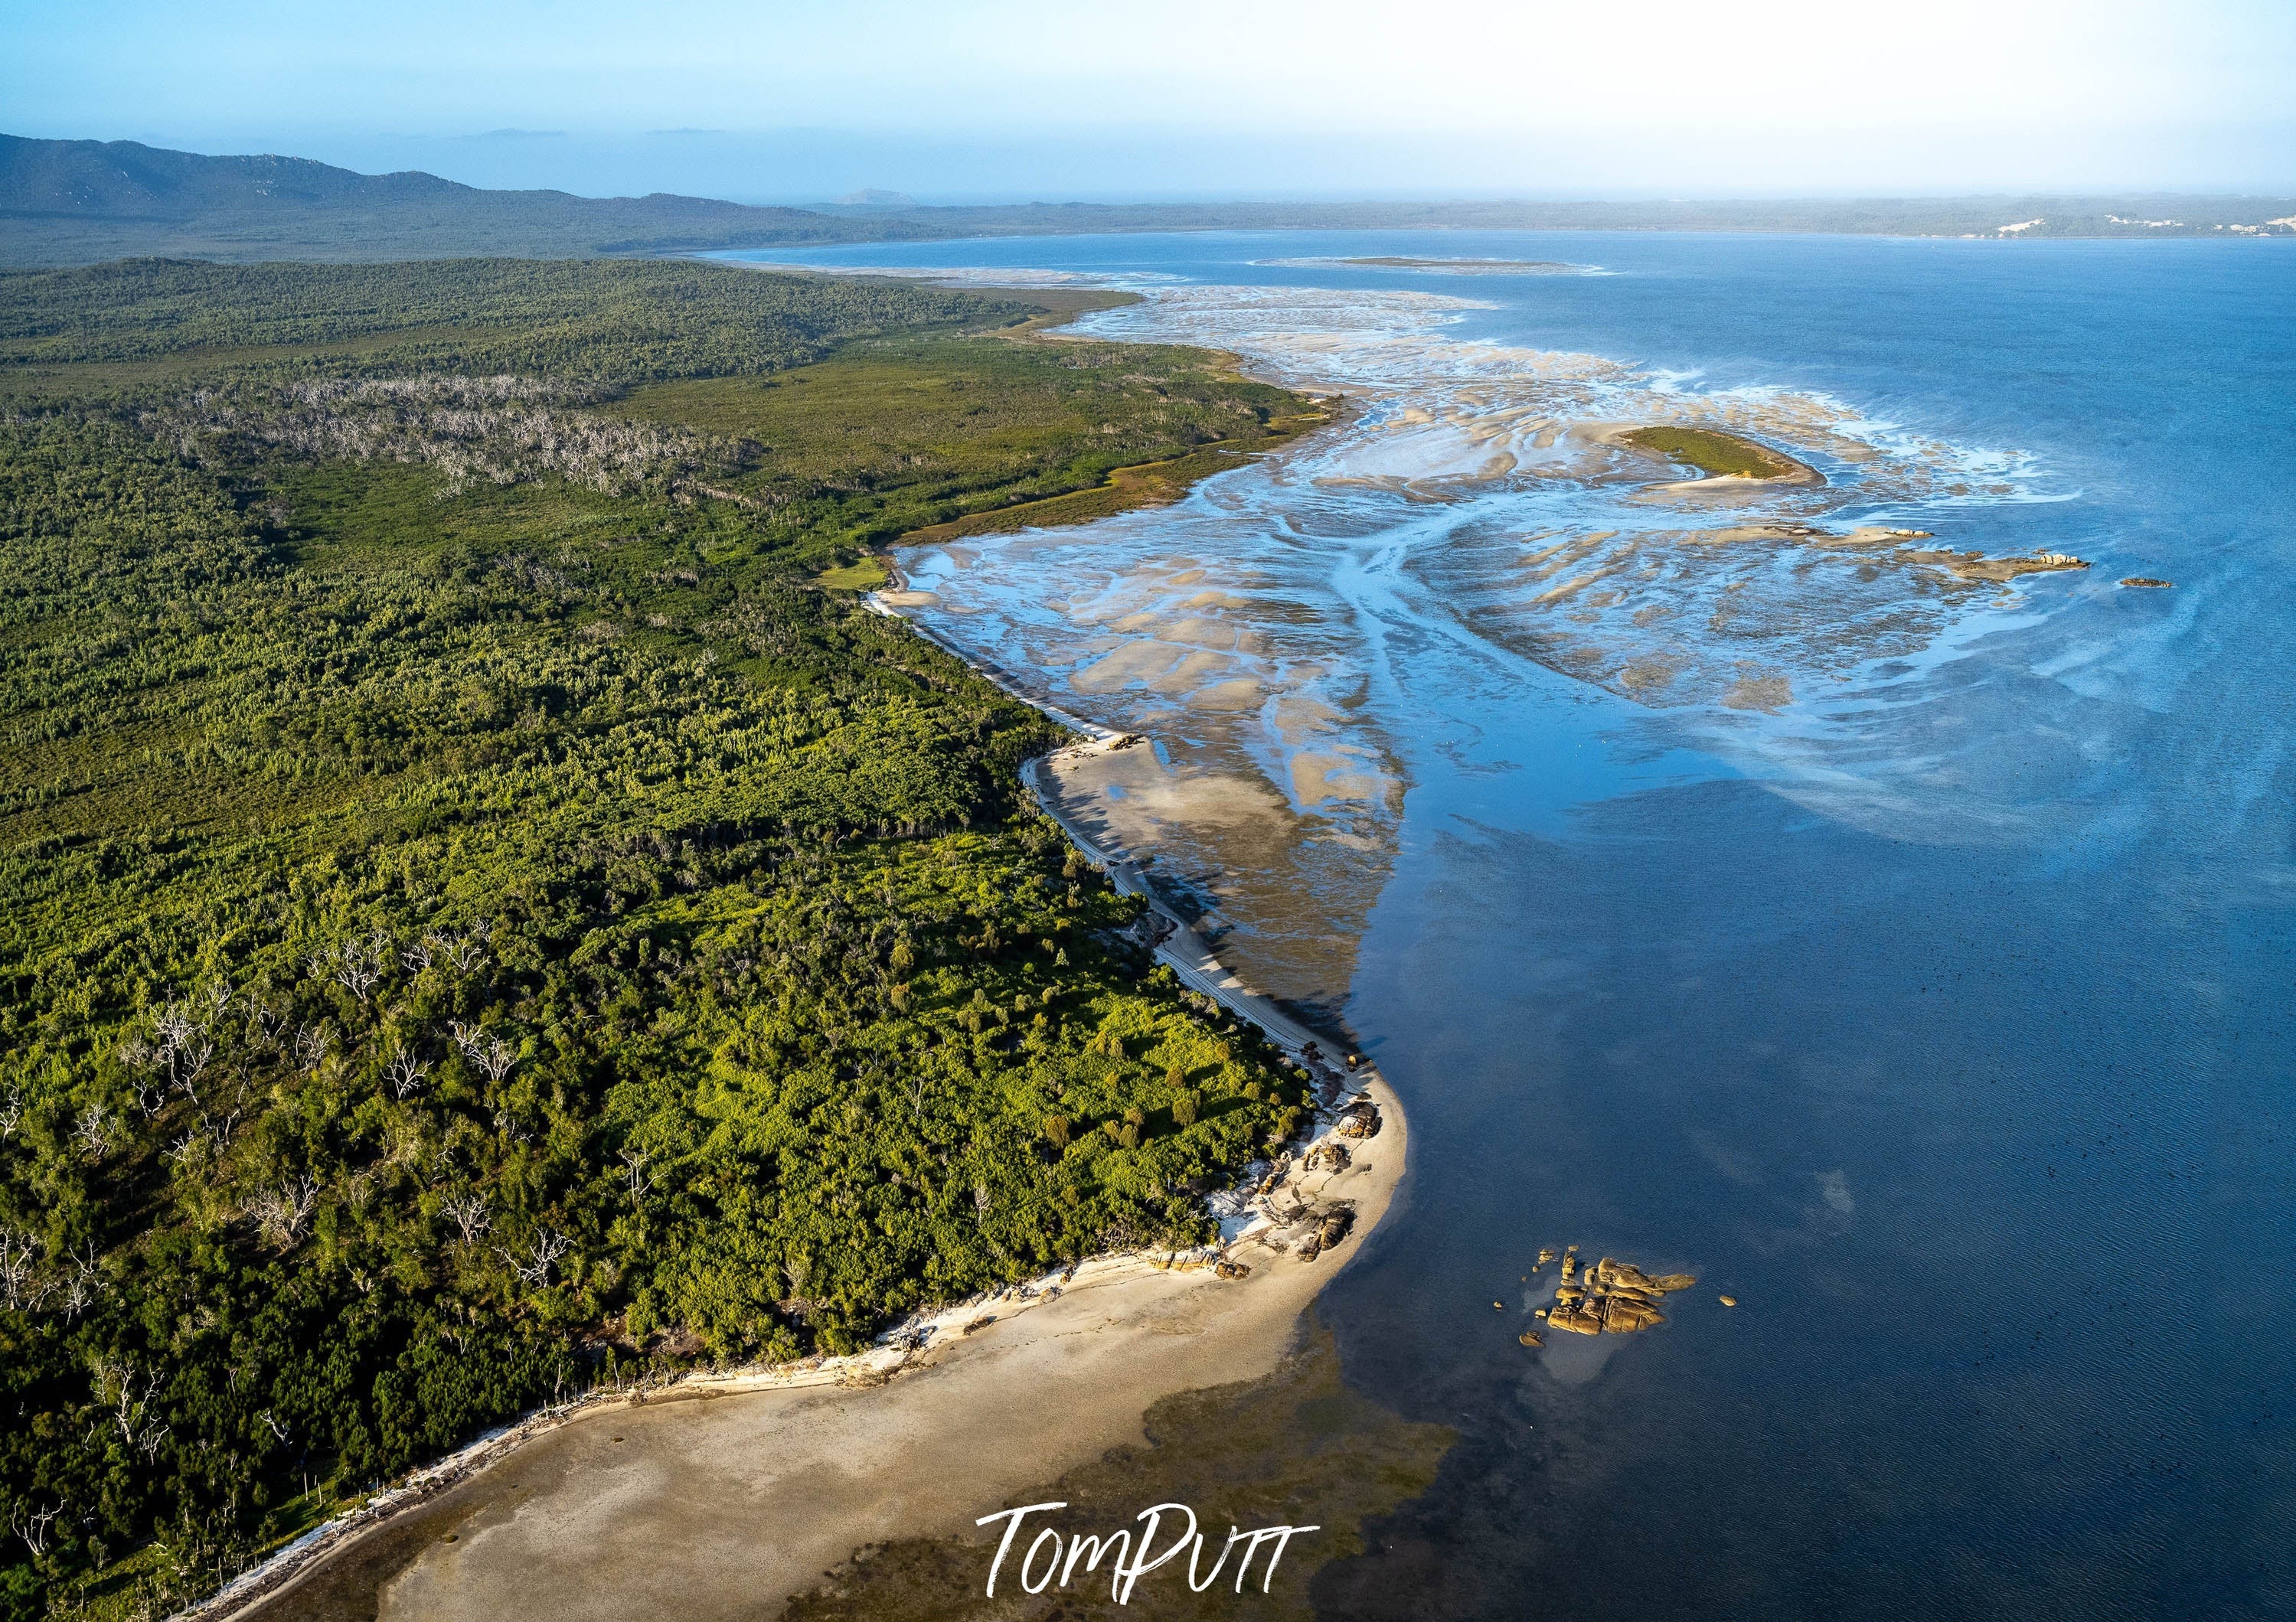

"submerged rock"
[1518,1329,1544,1348]
[1902,547,2089,583]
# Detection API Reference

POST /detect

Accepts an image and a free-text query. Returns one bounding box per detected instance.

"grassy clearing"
[815,556,891,592]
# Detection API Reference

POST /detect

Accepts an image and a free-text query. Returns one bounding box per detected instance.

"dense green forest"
[0,257,1316,1617]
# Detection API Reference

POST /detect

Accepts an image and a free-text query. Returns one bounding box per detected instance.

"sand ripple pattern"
[893,282,2058,1000]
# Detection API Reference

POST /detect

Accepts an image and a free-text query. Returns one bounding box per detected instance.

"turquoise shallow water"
[725,231,2296,1618]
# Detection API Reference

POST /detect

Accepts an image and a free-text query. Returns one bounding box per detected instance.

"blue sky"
[5,0,2294,200]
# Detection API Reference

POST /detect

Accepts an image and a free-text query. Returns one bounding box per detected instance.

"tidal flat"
[739,227,2296,1618]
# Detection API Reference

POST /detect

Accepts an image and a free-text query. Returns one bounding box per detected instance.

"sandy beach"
[269,1080,1403,1620]
[230,1078,1404,1621]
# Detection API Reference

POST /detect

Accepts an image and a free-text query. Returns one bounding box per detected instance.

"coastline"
[205,364,1407,1621]
[222,1069,1405,1622]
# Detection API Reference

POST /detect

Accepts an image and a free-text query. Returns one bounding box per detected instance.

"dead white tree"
[501,1229,570,1287]
[247,1177,320,1251]
[90,1358,168,1457]
[9,1503,57,1557]
[294,1023,330,1075]
[448,1019,482,1062]
[474,1036,518,1085]
[0,1090,21,1141]
[127,1003,211,1108]
[250,1002,289,1049]
[432,928,488,973]
[70,1101,120,1161]
[152,1002,198,1056]
[400,937,434,972]
[619,1149,652,1199]
[178,1030,214,1086]
[200,978,234,1024]
[440,1192,492,1245]
[0,1229,42,1311]
[327,937,384,1001]
[383,1049,430,1100]
[54,1242,103,1320]
[201,1101,243,1146]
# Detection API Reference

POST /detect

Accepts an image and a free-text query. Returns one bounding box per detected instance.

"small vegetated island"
[0,256,1322,1617]
[1618,424,1821,482]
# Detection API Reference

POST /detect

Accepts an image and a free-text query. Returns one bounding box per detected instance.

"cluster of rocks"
[1530,1246,1697,1337]
[1296,1207,1354,1262]
[1335,1099,1382,1140]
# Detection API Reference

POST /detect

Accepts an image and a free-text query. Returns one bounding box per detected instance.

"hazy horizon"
[8,0,2295,204]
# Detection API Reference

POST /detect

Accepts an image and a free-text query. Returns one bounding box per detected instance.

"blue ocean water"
[726,232,2296,1617]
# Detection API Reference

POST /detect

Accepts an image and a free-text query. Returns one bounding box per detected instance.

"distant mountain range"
[0,134,910,263]
[5,134,2293,266]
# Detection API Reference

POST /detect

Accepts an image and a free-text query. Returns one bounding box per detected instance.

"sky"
[5,0,2294,201]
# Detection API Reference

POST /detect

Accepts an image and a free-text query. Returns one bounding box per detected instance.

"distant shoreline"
[11,132,2296,266]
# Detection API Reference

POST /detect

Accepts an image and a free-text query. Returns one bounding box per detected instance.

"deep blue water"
[727,232,2296,1618]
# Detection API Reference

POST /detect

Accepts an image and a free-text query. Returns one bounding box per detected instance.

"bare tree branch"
[9,1502,57,1557]
[440,1192,492,1245]
[383,1049,431,1100]
[0,1229,44,1312]
[619,1148,652,1200]
[70,1101,120,1161]
[499,1228,570,1287]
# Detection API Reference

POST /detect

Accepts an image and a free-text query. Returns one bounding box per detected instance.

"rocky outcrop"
[1527,1251,1697,1339]
[1296,1206,1356,1262]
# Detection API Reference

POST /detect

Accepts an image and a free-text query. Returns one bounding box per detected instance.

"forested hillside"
[0,258,1316,1617]
[0,135,900,266]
